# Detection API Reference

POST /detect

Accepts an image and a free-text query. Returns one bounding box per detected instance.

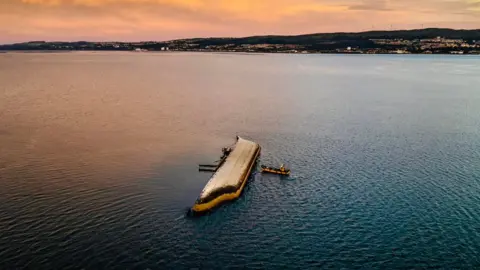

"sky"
[0,0,479,43]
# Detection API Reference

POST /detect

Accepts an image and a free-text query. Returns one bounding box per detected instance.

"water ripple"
[2,53,480,269]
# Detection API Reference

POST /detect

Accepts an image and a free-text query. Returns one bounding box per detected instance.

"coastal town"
[167,36,480,54]
[2,29,480,54]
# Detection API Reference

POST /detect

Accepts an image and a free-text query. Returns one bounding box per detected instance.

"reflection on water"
[1,52,480,268]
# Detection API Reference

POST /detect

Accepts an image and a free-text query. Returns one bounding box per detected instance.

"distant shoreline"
[1,28,479,55]
[1,50,479,56]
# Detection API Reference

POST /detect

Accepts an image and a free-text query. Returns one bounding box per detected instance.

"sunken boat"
[191,137,261,214]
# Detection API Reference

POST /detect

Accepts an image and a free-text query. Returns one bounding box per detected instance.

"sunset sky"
[1,0,479,43]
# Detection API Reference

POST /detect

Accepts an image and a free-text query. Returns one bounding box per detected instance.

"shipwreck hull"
[191,137,261,214]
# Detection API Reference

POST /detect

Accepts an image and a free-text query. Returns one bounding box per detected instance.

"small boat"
[261,164,290,176]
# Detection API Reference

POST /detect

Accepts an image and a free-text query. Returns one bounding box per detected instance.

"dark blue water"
[1,52,480,269]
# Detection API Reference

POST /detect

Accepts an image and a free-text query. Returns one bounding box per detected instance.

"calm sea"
[1,52,480,269]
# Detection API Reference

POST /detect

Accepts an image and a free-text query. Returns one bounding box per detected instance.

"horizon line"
[2,27,479,45]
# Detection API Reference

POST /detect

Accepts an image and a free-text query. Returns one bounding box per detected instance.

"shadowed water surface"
[1,52,480,269]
